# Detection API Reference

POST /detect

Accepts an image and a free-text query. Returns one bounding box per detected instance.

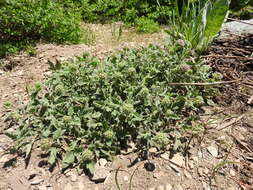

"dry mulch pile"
[203,34,253,189]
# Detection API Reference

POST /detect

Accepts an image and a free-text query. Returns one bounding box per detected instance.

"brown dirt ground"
[0,24,252,190]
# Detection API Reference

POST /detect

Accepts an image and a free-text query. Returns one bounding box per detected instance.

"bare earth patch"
[0,24,252,190]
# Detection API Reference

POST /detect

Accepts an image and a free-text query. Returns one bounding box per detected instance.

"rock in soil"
[218,19,253,40]
[98,158,107,167]
[160,152,170,160]
[91,165,110,182]
[30,178,44,185]
[165,183,172,190]
[170,153,185,167]
[207,146,218,157]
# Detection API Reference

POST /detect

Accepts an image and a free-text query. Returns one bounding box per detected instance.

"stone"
[0,155,9,163]
[64,170,72,177]
[217,136,226,142]
[161,152,170,160]
[123,176,128,182]
[198,150,203,158]
[188,162,194,169]
[99,158,107,167]
[218,19,253,41]
[169,164,180,173]
[92,165,110,182]
[170,153,184,167]
[184,170,192,179]
[153,172,163,179]
[30,179,44,185]
[229,169,236,177]
[204,167,209,175]
[165,183,172,190]
[149,147,158,153]
[191,156,198,162]
[207,146,218,157]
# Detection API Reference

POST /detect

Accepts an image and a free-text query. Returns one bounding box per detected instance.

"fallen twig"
[229,176,253,190]
[217,115,244,131]
[201,55,253,60]
[230,134,252,153]
[168,80,241,86]
[223,30,246,38]
[227,18,253,26]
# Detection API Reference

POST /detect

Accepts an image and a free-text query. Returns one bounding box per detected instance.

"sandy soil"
[0,24,252,190]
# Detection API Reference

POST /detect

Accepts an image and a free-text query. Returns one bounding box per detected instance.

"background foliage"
[1,0,252,57]
[0,0,87,57]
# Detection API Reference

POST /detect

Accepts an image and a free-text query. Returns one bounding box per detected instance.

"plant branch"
[227,18,253,26]
[201,55,253,60]
[168,80,241,86]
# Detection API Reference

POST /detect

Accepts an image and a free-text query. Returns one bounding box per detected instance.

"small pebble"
[30,179,44,185]
[184,170,192,179]
[149,147,158,153]
[169,164,180,173]
[165,183,172,190]
[123,176,128,182]
[207,146,218,157]
[161,152,169,160]
[229,169,236,176]
[204,167,209,175]
[99,158,107,167]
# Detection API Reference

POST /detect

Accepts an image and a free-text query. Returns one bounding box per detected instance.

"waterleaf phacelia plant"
[6,44,217,174]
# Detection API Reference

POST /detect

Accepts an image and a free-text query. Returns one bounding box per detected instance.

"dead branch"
[201,55,253,61]
[227,18,253,26]
[168,80,241,86]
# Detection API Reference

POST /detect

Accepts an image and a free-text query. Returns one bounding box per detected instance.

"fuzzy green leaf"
[48,147,58,165]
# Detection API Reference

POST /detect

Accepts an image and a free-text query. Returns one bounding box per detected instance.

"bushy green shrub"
[229,0,253,19]
[68,0,175,25]
[0,0,84,57]
[135,17,160,33]
[6,43,216,173]
[230,0,252,11]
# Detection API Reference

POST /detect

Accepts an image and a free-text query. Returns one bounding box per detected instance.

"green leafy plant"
[0,0,91,57]
[3,101,13,109]
[76,0,175,24]
[135,17,160,33]
[230,0,253,11]
[229,0,253,19]
[168,0,230,52]
[6,44,216,174]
